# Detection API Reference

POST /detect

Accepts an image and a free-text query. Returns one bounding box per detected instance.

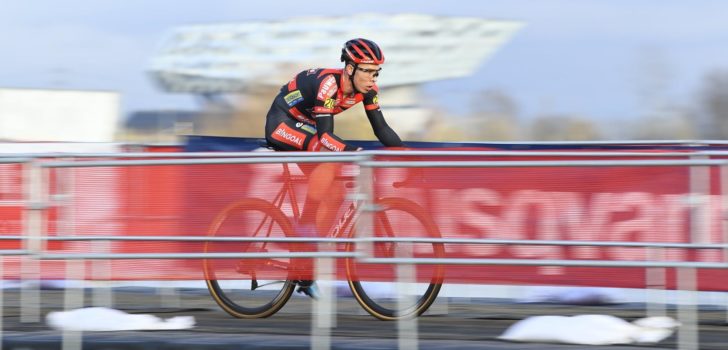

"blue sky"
[2,0,728,125]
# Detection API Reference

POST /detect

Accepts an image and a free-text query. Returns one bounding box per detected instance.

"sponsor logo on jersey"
[300,124,316,134]
[343,98,356,105]
[314,106,335,114]
[317,75,337,100]
[284,90,303,106]
[364,94,380,111]
[272,124,305,148]
[320,134,344,152]
[294,121,316,134]
[306,69,317,76]
[324,98,335,110]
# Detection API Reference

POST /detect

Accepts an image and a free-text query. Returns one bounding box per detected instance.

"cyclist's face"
[352,63,380,93]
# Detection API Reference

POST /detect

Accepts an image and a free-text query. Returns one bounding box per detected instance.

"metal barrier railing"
[5,148,728,159]
[357,154,723,350]
[3,151,727,350]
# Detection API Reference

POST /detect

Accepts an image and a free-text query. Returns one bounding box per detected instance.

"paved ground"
[0,287,725,349]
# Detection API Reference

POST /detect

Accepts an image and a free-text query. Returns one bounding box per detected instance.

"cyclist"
[264,38,404,298]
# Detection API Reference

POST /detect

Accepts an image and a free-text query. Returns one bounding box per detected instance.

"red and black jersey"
[274,68,381,124]
[267,67,402,152]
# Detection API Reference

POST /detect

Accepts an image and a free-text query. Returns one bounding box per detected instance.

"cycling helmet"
[340,38,385,65]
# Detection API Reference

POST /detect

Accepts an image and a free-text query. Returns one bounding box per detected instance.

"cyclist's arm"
[365,109,403,147]
[364,90,403,147]
[314,114,359,151]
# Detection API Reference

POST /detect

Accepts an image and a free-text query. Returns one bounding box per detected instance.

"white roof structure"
[149,14,523,93]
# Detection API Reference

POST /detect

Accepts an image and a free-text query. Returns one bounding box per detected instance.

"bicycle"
[202,153,445,320]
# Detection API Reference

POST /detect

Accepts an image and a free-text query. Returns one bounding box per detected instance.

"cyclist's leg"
[265,109,323,231]
[299,162,343,233]
[264,108,319,152]
[266,111,322,295]
[296,163,343,300]
[265,107,344,296]
[314,164,345,233]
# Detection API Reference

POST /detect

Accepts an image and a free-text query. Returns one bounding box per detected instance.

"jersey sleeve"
[363,86,381,111]
[363,88,403,147]
[312,74,338,115]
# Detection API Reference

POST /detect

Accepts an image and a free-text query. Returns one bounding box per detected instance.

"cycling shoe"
[296,280,320,300]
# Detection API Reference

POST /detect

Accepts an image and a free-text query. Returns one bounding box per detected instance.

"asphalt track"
[1,287,726,349]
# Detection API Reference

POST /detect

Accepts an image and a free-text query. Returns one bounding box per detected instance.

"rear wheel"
[346,197,445,320]
[204,198,296,318]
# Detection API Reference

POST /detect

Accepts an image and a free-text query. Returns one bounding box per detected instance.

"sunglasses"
[356,67,381,78]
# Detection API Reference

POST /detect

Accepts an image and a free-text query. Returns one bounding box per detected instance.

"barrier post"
[0,255,3,350]
[677,159,708,350]
[721,164,728,323]
[396,245,418,350]
[645,249,667,318]
[311,244,335,350]
[676,267,698,350]
[353,156,376,319]
[90,240,113,308]
[21,162,45,323]
[159,284,182,309]
[62,259,85,350]
[355,155,375,266]
[393,162,417,350]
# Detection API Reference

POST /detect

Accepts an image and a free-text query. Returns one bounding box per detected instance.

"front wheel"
[346,197,445,320]
[203,198,296,318]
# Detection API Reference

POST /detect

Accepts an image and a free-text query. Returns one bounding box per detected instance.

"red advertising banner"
[368,153,724,290]
[1,148,727,292]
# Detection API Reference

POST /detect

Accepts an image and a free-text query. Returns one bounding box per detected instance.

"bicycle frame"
[269,162,363,241]
[204,161,445,320]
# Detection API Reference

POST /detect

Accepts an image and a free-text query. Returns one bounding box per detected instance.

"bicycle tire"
[204,198,296,318]
[345,197,445,321]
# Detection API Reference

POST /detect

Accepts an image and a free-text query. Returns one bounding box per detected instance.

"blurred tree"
[472,89,518,116]
[630,46,701,140]
[230,86,279,137]
[464,89,520,141]
[696,69,728,139]
[633,46,675,117]
[421,108,468,141]
[629,107,697,140]
[529,114,601,141]
[190,85,282,138]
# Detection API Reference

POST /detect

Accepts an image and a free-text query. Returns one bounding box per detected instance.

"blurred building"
[143,14,522,141]
[0,88,120,142]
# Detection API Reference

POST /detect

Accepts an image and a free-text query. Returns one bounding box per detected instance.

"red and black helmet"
[340,38,385,65]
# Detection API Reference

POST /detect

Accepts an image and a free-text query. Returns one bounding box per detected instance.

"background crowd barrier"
[2,150,727,287]
[3,138,728,350]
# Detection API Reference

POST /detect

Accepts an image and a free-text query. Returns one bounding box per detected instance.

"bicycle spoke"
[204,198,296,318]
[346,197,444,320]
